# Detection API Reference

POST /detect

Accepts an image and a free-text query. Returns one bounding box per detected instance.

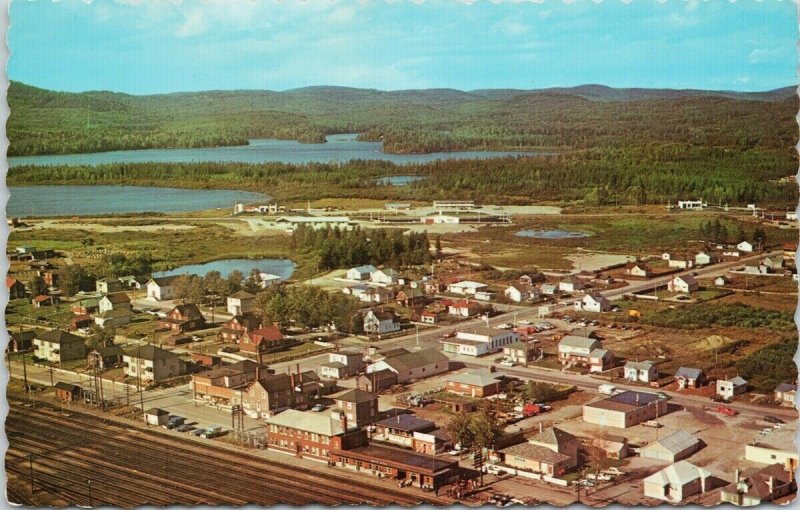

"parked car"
[176,424,193,433]
[497,323,513,330]
[191,428,205,437]
[517,319,532,325]
[499,360,515,368]
[764,415,784,424]
[587,473,613,481]
[311,403,326,412]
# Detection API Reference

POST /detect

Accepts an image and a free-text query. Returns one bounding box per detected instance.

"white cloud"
[491,19,529,37]
[174,10,208,37]
[748,47,785,64]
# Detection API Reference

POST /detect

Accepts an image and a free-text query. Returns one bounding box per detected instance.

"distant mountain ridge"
[7,81,797,156]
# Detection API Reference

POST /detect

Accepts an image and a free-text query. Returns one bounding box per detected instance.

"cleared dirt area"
[27,219,197,233]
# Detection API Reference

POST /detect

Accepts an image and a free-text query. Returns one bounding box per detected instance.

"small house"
[158,304,206,333]
[447,299,483,318]
[719,464,797,506]
[675,367,706,389]
[643,461,711,503]
[94,309,133,329]
[774,383,796,406]
[218,312,263,343]
[668,275,698,294]
[53,382,82,402]
[144,408,170,426]
[737,241,754,253]
[540,283,558,295]
[98,292,131,313]
[559,276,585,293]
[146,275,181,301]
[33,329,87,363]
[716,376,748,400]
[8,330,36,352]
[124,345,183,382]
[239,326,285,354]
[371,268,400,285]
[96,277,124,294]
[6,277,26,299]
[695,252,713,266]
[363,309,401,335]
[624,360,658,383]
[714,276,730,287]
[346,265,377,281]
[589,348,614,373]
[227,290,256,315]
[625,262,652,278]
[574,292,611,313]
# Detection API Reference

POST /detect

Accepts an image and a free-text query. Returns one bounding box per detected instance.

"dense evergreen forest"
[9,144,796,206]
[8,81,797,156]
[290,225,431,270]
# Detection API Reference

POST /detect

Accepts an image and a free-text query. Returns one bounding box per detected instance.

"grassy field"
[442,212,798,271]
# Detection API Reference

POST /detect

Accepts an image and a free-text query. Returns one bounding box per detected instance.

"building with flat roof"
[583,390,668,429]
[440,327,519,357]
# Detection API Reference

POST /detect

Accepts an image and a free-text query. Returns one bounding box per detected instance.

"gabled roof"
[721,464,793,501]
[225,312,262,330]
[6,277,23,288]
[502,442,571,465]
[332,388,378,404]
[124,344,178,361]
[171,304,204,320]
[625,360,655,371]
[229,290,255,300]
[644,461,711,486]
[726,376,748,387]
[559,335,600,350]
[37,329,84,345]
[382,348,448,373]
[675,274,698,285]
[350,265,377,274]
[589,348,611,359]
[529,427,577,447]
[365,309,398,321]
[149,275,182,286]
[248,326,284,343]
[102,292,130,304]
[446,368,503,388]
[675,367,703,379]
[54,381,80,392]
[265,409,349,436]
[96,309,134,319]
[775,383,797,393]
[643,430,700,455]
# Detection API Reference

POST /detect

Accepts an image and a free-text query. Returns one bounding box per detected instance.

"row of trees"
[292,225,431,270]
[697,219,767,246]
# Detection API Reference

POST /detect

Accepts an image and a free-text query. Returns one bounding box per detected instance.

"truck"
[642,420,662,428]
[598,384,618,396]
[166,415,186,429]
[201,425,223,438]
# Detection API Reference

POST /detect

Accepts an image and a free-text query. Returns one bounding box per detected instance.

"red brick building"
[158,304,206,333]
[239,325,284,354]
[265,409,368,461]
[218,312,262,343]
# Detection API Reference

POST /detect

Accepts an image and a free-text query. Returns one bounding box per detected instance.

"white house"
[574,292,611,313]
[346,265,377,281]
[540,284,558,295]
[737,241,754,253]
[365,348,449,383]
[319,349,363,379]
[371,269,399,285]
[504,284,535,303]
[677,200,705,210]
[362,310,400,335]
[714,276,730,286]
[440,327,519,357]
[447,299,483,318]
[558,336,601,365]
[98,292,131,314]
[668,275,698,294]
[624,360,658,383]
[716,376,748,400]
[668,258,694,269]
[643,461,711,503]
[559,276,585,293]
[227,290,255,315]
[695,252,713,266]
[123,345,183,383]
[448,280,488,295]
[146,275,180,301]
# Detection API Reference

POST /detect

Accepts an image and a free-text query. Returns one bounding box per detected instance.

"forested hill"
[8,81,797,156]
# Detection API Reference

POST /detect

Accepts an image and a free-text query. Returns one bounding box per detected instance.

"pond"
[8,134,538,168]
[6,185,269,217]
[515,229,591,239]
[153,258,296,279]
[375,175,425,186]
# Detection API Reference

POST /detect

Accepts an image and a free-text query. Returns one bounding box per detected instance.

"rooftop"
[446,368,503,388]
[334,444,458,473]
[642,430,700,455]
[375,413,436,432]
[502,442,571,465]
[643,461,711,486]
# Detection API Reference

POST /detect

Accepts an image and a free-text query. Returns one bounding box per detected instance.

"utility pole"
[87,479,93,507]
[21,350,29,394]
[28,454,34,494]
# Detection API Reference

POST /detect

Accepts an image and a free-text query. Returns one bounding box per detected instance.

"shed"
[53,382,82,402]
[640,430,702,462]
[144,408,170,426]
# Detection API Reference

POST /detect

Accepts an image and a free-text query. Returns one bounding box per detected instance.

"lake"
[8,134,535,167]
[515,229,591,239]
[7,185,268,217]
[376,175,425,186]
[153,258,296,279]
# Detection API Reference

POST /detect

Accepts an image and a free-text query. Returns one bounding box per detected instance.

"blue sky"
[7,0,798,94]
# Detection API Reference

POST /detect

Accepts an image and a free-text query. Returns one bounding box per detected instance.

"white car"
[517,319,533,325]
[497,323,514,330]
[499,360,515,368]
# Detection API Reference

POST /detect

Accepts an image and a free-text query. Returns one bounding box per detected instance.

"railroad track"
[7,399,451,507]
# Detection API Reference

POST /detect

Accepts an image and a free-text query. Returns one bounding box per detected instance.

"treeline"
[735,336,798,392]
[643,303,795,331]
[8,144,797,206]
[697,219,767,245]
[291,225,431,270]
[9,81,797,156]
